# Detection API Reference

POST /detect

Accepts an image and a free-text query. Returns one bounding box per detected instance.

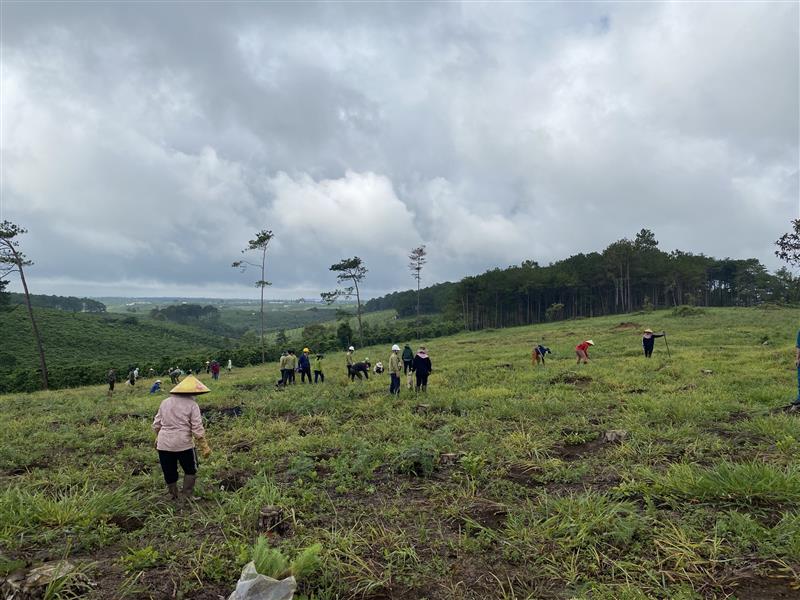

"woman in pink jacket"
[152,375,212,500]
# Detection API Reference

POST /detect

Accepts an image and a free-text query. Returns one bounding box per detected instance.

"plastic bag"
[227,562,296,600]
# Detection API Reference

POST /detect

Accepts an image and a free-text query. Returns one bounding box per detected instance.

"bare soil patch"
[725,575,799,599]
[216,468,251,491]
[612,322,642,331]
[462,498,508,529]
[556,438,605,461]
[549,372,592,386]
[108,514,145,532]
[234,383,260,391]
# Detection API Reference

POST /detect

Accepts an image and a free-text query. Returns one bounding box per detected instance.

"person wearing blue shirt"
[149,380,162,394]
[298,348,313,384]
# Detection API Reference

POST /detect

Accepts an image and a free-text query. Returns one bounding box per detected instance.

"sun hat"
[644,328,653,334]
[170,375,210,395]
[348,346,355,351]
[586,340,595,346]
[392,344,400,351]
[303,347,310,353]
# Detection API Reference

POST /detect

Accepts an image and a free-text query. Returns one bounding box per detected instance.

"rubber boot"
[181,474,197,499]
[167,482,180,500]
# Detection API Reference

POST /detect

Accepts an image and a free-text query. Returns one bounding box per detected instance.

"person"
[227,359,232,373]
[642,329,666,358]
[346,346,355,378]
[412,346,432,392]
[287,350,297,384]
[107,368,117,395]
[402,345,413,374]
[169,367,181,385]
[133,367,139,381]
[152,375,212,500]
[205,360,210,374]
[279,351,290,386]
[313,353,325,383]
[373,361,384,374]
[127,369,136,386]
[575,340,594,364]
[299,348,313,383]
[210,360,220,380]
[532,344,551,366]
[349,360,370,381]
[389,344,402,395]
[148,368,156,378]
[150,380,162,394]
[794,328,800,406]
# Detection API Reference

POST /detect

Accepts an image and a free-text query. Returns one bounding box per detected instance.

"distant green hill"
[0,306,224,392]
[8,292,106,313]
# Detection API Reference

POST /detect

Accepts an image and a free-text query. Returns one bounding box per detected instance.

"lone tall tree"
[775,219,800,267]
[409,245,427,322]
[321,257,367,347]
[232,229,274,363]
[0,221,48,389]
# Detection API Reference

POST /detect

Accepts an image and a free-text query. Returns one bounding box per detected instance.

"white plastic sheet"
[227,562,296,600]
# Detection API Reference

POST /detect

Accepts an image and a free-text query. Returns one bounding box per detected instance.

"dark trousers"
[403,360,412,374]
[415,371,429,391]
[643,344,654,358]
[108,380,115,391]
[158,448,197,485]
[314,370,324,383]
[390,373,400,395]
[280,369,291,385]
[300,367,312,383]
[289,369,296,383]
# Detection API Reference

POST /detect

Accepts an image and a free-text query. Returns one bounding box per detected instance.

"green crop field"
[1,307,799,599]
[0,307,223,369]
[0,307,224,392]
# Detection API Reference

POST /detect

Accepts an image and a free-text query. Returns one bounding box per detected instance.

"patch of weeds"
[621,461,800,506]
[460,452,486,479]
[0,555,25,577]
[286,454,318,482]
[672,305,705,317]
[121,546,160,573]
[251,537,322,579]
[392,443,436,478]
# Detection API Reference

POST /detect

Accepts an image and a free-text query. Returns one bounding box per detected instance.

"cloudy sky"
[2,1,798,299]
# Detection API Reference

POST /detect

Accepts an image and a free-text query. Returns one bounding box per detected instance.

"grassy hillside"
[1,307,799,599]
[0,306,223,390]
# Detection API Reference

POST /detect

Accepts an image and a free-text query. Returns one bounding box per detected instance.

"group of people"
[275,344,434,394]
[278,348,325,385]
[148,325,800,503]
[106,359,233,396]
[531,328,668,366]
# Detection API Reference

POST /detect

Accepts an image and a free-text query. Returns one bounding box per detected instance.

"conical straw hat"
[170,375,210,395]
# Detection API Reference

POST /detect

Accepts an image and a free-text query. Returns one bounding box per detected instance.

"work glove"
[196,436,212,459]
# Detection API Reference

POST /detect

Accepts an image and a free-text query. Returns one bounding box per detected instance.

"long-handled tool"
[663,332,671,358]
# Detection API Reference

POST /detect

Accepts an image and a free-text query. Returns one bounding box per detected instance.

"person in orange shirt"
[575,340,594,364]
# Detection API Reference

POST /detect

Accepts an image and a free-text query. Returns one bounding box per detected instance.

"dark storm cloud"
[1,1,797,298]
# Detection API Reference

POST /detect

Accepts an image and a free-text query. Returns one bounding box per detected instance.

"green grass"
[0,307,799,598]
[0,306,222,370]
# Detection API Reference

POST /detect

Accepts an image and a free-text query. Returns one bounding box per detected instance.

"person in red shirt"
[575,340,594,364]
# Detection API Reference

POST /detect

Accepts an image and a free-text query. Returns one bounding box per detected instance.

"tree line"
[368,229,800,330]
[5,292,106,313]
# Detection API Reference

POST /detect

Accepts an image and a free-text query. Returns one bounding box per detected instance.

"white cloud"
[1,2,797,298]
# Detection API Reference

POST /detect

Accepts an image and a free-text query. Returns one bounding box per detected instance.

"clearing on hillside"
[1,307,799,599]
